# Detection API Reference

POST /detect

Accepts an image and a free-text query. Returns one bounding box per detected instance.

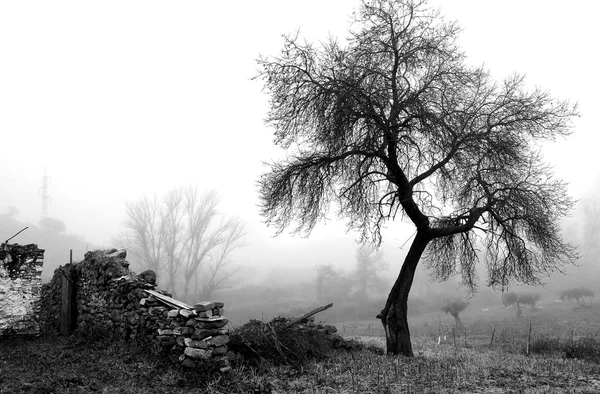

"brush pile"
[229,304,360,366]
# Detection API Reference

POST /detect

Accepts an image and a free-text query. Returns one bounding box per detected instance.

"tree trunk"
[453,314,464,332]
[378,231,430,356]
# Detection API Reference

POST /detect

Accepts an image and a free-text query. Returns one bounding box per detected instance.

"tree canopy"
[257,0,578,356]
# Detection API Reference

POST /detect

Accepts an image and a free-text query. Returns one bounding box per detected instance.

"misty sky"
[1,1,598,275]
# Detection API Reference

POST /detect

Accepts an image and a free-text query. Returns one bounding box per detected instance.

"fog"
[1,1,599,324]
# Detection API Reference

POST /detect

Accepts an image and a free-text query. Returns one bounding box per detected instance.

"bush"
[564,336,600,362]
[527,336,561,354]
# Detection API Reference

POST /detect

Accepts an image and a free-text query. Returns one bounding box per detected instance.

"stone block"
[192,328,218,340]
[184,337,209,349]
[172,326,193,336]
[184,347,212,360]
[195,317,229,329]
[193,301,215,312]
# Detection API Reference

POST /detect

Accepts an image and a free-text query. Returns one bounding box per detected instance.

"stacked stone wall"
[40,249,230,371]
[0,243,44,336]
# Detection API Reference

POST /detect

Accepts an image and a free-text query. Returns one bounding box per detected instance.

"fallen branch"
[284,303,333,328]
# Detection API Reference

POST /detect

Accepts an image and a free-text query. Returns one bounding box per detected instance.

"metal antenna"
[39,167,51,220]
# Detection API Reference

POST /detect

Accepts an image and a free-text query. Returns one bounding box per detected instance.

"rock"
[192,328,218,340]
[195,317,229,329]
[208,334,229,347]
[167,309,179,318]
[212,345,228,355]
[173,327,193,336]
[136,270,156,285]
[184,338,209,349]
[194,301,216,312]
[106,249,127,259]
[184,347,212,360]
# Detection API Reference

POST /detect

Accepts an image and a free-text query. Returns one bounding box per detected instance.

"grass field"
[1,302,599,393]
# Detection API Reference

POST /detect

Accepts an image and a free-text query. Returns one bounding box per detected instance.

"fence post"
[452,326,456,347]
[489,327,496,349]
[570,329,574,349]
[526,322,532,355]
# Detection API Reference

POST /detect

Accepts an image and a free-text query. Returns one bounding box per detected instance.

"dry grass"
[1,302,600,393]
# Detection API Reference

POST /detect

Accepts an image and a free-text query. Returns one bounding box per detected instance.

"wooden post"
[526,322,532,355]
[570,329,574,348]
[60,266,74,336]
[452,326,456,347]
[70,249,73,264]
[489,327,496,349]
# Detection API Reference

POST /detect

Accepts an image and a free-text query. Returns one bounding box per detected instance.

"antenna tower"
[40,167,51,220]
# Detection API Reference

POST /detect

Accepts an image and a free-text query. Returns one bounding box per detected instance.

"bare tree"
[120,195,165,276]
[118,186,246,301]
[441,298,468,331]
[161,188,186,293]
[196,217,246,300]
[256,0,578,356]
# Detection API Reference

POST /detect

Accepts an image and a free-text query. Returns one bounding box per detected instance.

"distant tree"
[315,263,352,305]
[3,206,19,217]
[257,0,578,356]
[560,287,595,306]
[353,246,389,299]
[502,292,521,317]
[502,292,540,317]
[117,186,246,300]
[194,218,246,300]
[38,217,66,233]
[519,293,541,310]
[441,298,468,331]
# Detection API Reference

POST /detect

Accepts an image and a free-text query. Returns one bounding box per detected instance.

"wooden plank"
[144,289,193,310]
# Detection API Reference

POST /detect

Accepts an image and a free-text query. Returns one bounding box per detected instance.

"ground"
[0,301,599,393]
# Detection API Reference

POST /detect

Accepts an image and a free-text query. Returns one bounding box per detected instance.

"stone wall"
[40,249,230,371]
[0,243,44,336]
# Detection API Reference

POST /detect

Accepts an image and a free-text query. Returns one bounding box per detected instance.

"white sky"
[1,1,598,274]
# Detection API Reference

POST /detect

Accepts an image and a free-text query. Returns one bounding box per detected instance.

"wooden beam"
[284,303,333,328]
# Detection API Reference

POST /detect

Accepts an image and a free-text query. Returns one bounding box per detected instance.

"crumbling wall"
[0,243,44,336]
[39,249,230,371]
